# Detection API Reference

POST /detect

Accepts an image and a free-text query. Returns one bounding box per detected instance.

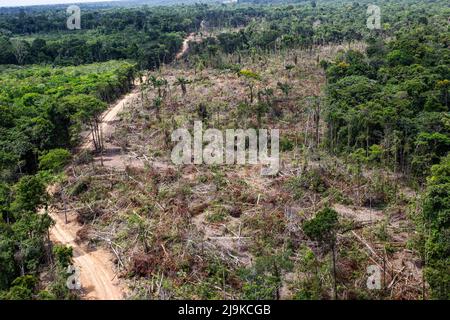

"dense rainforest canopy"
[0,61,135,180]
[323,25,449,179]
[0,61,135,299]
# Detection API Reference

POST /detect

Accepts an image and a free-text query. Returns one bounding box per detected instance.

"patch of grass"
[206,207,228,223]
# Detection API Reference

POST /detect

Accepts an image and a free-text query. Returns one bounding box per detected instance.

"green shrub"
[53,245,73,268]
[1,275,38,300]
[280,136,294,152]
[39,148,71,173]
[303,207,339,243]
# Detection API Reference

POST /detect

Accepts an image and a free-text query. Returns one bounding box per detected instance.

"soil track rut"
[49,211,123,300]
[176,33,196,59]
[48,85,143,300]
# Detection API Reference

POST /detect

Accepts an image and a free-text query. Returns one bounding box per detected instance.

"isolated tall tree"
[238,69,261,104]
[303,207,340,299]
[306,96,321,148]
[149,76,168,98]
[175,77,190,96]
[153,97,163,121]
[69,95,107,152]
[10,39,29,65]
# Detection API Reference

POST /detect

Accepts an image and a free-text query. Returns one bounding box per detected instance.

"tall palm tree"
[153,97,162,121]
[175,77,191,96]
[149,76,167,98]
[238,69,261,104]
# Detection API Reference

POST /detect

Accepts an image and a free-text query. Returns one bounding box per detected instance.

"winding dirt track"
[49,211,123,300]
[48,87,142,300]
[176,33,196,59]
[80,85,141,150]
[49,32,200,300]
[49,34,198,300]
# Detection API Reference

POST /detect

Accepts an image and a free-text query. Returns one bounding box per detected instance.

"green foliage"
[293,248,325,300]
[286,169,327,197]
[0,61,135,180]
[421,155,450,299]
[47,266,78,300]
[324,24,449,179]
[0,173,54,297]
[240,250,292,300]
[38,148,71,173]
[238,69,261,80]
[241,274,280,300]
[0,6,194,68]
[412,132,450,178]
[194,259,230,299]
[368,144,383,163]
[326,50,374,83]
[206,207,228,223]
[303,207,339,244]
[280,136,294,152]
[189,0,449,66]
[0,275,38,300]
[11,175,47,213]
[36,290,56,300]
[0,0,447,301]
[0,223,15,290]
[68,178,90,197]
[53,245,73,268]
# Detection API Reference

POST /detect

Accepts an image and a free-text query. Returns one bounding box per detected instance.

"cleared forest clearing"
[49,40,423,300]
